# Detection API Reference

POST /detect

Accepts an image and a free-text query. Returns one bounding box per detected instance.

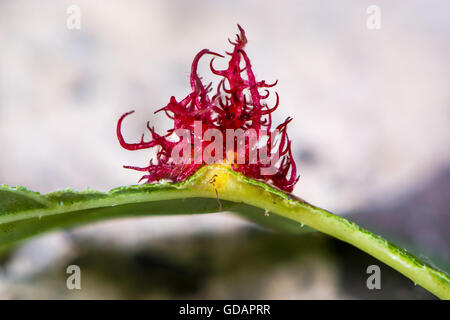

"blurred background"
[0,0,449,299]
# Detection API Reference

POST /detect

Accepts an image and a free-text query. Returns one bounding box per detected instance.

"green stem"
[0,164,449,299]
[189,165,450,299]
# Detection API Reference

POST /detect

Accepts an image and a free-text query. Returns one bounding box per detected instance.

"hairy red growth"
[117,25,299,192]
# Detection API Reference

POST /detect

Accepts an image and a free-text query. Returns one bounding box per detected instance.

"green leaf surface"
[0,165,449,299]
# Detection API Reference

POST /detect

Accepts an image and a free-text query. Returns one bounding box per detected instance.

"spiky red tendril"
[117,25,299,192]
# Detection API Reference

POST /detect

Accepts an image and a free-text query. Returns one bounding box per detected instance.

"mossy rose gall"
[117,25,299,192]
